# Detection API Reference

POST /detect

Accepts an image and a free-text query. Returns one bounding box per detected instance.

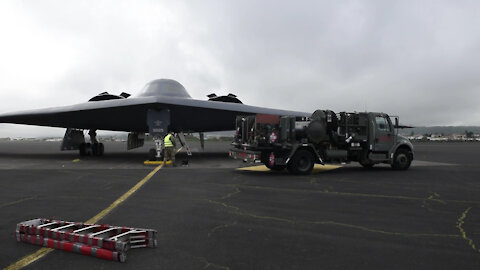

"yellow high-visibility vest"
[164,134,174,147]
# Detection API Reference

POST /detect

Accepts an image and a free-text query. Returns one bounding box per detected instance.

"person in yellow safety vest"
[163,132,176,166]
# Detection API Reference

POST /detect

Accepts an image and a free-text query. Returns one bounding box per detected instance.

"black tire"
[359,159,375,169]
[92,143,99,156]
[148,149,157,161]
[98,143,105,156]
[79,143,87,156]
[265,163,286,171]
[85,143,92,156]
[92,143,105,156]
[262,151,286,171]
[392,149,412,170]
[287,149,314,175]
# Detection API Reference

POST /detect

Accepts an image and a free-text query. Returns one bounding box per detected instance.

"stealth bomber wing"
[0,79,309,159]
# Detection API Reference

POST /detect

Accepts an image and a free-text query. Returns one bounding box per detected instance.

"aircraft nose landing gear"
[148,136,164,161]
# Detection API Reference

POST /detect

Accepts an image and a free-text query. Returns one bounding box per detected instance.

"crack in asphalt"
[208,221,238,238]
[228,183,480,205]
[457,207,479,253]
[220,187,241,200]
[206,194,460,239]
[195,256,231,270]
[421,192,447,212]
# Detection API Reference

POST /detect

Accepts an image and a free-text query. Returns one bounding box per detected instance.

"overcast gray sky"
[1,0,479,137]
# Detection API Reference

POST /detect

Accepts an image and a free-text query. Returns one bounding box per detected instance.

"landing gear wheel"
[79,143,92,156]
[92,143,105,156]
[148,148,157,161]
[85,143,92,156]
[79,143,87,156]
[287,149,314,175]
[392,149,412,170]
[99,143,104,156]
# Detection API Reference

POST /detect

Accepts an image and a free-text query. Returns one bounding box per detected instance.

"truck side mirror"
[395,117,399,128]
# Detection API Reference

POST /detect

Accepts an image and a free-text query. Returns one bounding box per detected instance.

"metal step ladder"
[176,132,192,156]
[15,218,157,262]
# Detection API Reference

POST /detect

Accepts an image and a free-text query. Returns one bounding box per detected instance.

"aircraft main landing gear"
[79,142,104,156]
[78,130,105,157]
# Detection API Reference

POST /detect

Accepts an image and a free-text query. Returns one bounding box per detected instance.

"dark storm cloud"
[1,0,479,138]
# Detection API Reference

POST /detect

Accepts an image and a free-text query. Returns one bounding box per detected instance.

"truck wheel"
[359,151,374,169]
[287,149,314,175]
[360,162,374,169]
[359,159,374,169]
[265,163,286,171]
[263,152,285,171]
[392,149,412,170]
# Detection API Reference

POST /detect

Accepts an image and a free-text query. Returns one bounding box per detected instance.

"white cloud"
[1,0,480,137]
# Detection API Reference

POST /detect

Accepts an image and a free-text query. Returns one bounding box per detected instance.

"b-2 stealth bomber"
[0,79,309,159]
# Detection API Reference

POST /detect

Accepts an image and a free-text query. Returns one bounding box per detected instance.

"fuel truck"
[229,110,414,175]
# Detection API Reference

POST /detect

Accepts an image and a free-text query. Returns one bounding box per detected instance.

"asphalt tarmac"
[0,140,479,269]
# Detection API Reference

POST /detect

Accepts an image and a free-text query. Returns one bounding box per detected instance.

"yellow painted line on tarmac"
[4,249,54,270]
[0,196,37,209]
[4,164,164,270]
[85,164,163,224]
[237,164,340,173]
[72,159,80,163]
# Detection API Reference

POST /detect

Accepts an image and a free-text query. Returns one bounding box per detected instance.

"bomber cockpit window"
[375,116,390,132]
[137,79,192,98]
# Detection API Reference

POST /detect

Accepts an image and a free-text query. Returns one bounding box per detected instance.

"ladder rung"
[52,224,76,231]
[129,235,145,240]
[109,230,135,241]
[130,240,145,244]
[73,225,99,233]
[130,244,147,249]
[37,222,58,228]
[90,228,115,237]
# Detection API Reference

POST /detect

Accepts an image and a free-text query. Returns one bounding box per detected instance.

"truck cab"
[229,110,414,174]
[362,113,414,169]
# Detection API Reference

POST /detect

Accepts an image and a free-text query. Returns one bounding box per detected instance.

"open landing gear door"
[127,133,145,150]
[61,128,85,150]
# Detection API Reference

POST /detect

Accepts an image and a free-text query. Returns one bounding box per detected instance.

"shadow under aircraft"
[0,79,309,159]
